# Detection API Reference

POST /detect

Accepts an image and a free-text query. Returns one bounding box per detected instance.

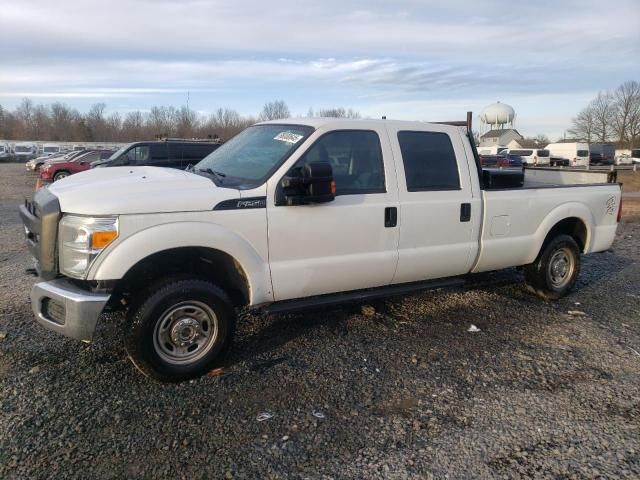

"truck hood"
[47,166,239,215]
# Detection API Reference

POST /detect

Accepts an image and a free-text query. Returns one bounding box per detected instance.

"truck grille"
[18,189,61,280]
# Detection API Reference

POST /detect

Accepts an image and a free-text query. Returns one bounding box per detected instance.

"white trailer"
[546,142,590,167]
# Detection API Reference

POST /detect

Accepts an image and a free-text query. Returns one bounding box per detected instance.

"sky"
[1,0,639,139]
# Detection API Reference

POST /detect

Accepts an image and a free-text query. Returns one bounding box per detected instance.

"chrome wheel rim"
[153,301,218,364]
[548,248,575,288]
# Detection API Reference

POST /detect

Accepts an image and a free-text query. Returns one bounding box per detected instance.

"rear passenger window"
[183,144,214,162]
[293,130,385,195]
[150,144,168,162]
[397,131,460,191]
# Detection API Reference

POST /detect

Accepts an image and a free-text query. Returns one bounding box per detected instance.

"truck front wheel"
[124,277,236,382]
[524,234,581,300]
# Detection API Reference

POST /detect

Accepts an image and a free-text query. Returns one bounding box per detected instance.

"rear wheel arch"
[540,216,588,255]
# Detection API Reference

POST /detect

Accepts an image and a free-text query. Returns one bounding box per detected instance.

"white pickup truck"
[20,116,622,381]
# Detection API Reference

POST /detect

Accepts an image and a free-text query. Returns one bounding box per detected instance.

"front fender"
[87,221,273,304]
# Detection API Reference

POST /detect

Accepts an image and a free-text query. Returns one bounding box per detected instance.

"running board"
[264,277,465,314]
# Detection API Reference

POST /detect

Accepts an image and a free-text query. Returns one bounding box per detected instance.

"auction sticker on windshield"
[274,131,304,144]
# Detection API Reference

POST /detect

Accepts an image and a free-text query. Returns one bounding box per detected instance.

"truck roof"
[259,117,464,132]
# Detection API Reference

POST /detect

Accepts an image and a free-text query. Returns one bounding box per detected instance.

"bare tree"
[532,133,550,147]
[175,106,199,138]
[122,111,145,141]
[50,102,78,141]
[315,107,360,118]
[569,105,596,143]
[260,100,290,121]
[14,98,35,138]
[590,92,615,143]
[612,81,639,145]
[105,112,122,141]
[86,103,107,141]
[147,106,178,137]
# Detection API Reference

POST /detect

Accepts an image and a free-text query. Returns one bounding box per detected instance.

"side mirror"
[279,161,336,206]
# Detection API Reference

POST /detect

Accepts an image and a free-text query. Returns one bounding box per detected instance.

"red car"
[39,150,113,182]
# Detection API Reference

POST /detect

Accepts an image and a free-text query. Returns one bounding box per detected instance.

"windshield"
[195,124,314,188]
[106,144,131,161]
[632,149,640,158]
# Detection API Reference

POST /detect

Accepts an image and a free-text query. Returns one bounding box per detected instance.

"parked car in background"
[26,151,67,171]
[477,145,508,155]
[72,145,86,151]
[92,139,222,170]
[41,144,62,157]
[13,143,38,161]
[615,154,633,165]
[589,144,615,165]
[632,149,640,164]
[27,150,93,171]
[479,154,522,168]
[40,150,114,182]
[504,153,524,167]
[503,148,550,166]
[0,142,12,161]
[546,142,590,167]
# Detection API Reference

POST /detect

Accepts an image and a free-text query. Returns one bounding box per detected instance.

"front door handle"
[385,207,397,227]
[460,203,471,222]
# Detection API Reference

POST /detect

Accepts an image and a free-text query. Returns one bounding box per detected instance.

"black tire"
[53,170,70,181]
[124,277,236,382]
[524,234,581,300]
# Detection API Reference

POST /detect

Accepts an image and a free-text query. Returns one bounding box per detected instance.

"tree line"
[0,99,360,143]
[569,80,640,147]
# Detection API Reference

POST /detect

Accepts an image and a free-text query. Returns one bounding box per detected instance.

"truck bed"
[482,167,616,190]
[472,170,621,274]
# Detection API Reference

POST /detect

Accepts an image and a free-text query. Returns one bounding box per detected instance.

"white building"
[479,129,523,147]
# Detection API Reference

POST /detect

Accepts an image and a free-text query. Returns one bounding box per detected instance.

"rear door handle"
[384,207,397,228]
[460,203,471,222]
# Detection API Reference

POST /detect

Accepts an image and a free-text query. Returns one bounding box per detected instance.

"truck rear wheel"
[124,277,236,382]
[524,234,581,300]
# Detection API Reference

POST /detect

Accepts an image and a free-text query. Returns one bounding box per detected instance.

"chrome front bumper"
[31,279,110,342]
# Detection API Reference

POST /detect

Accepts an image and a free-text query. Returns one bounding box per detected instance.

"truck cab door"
[266,126,400,301]
[386,125,481,283]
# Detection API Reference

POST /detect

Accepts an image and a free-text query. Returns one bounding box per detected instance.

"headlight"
[59,215,118,279]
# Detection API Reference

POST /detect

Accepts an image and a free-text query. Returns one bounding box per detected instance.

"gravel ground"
[1,163,639,479]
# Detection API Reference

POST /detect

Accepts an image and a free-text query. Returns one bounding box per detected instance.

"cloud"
[0,0,638,139]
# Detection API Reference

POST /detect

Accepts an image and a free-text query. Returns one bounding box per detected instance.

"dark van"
[92,140,222,170]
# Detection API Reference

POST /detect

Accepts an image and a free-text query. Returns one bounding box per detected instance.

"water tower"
[479,101,515,132]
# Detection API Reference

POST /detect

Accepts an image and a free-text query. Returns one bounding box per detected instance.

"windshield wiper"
[198,168,226,183]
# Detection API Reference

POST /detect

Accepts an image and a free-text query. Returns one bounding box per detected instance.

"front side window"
[398,131,460,191]
[537,150,550,157]
[577,150,589,157]
[509,149,533,156]
[195,124,313,188]
[127,145,150,164]
[291,130,385,195]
